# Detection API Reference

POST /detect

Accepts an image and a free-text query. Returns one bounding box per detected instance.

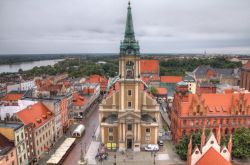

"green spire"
[120,1,140,55]
[125,1,135,41]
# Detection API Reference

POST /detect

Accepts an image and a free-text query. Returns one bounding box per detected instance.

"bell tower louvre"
[99,2,160,152]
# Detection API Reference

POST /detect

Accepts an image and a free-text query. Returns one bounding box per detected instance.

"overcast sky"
[0,0,250,55]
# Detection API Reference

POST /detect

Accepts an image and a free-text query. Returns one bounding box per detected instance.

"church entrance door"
[127,139,132,149]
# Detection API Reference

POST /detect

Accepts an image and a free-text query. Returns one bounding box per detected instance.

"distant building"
[6,79,35,93]
[187,65,240,86]
[140,59,160,86]
[196,82,216,94]
[171,86,250,143]
[0,121,28,165]
[16,102,55,162]
[72,81,101,119]
[160,76,183,97]
[183,75,196,94]
[187,130,232,165]
[85,74,108,94]
[240,60,250,91]
[0,133,18,165]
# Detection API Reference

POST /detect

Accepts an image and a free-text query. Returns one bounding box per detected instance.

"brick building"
[170,84,250,143]
[240,60,250,91]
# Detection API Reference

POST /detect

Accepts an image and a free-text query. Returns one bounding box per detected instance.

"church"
[99,2,160,151]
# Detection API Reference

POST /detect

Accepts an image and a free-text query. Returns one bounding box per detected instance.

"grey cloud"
[0,0,250,54]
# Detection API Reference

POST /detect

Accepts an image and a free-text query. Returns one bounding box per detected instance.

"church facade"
[99,2,160,151]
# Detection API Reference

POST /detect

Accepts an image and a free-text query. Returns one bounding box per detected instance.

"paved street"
[96,140,185,165]
[62,102,100,165]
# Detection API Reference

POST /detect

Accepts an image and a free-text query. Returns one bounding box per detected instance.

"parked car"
[158,140,164,146]
[144,144,159,151]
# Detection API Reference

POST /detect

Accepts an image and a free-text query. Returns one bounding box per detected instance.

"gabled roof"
[1,93,24,101]
[160,76,182,83]
[140,60,159,74]
[72,93,88,106]
[194,65,235,77]
[16,102,54,129]
[195,147,231,165]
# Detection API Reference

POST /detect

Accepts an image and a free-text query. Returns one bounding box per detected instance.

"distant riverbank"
[0,59,64,73]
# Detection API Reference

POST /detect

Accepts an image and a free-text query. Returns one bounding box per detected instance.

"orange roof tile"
[157,87,167,95]
[73,93,88,106]
[140,60,159,74]
[1,93,23,101]
[177,93,250,116]
[196,147,231,165]
[16,102,54,129]
[160,76,182,83]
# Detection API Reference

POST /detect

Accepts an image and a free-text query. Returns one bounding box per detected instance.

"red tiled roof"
[73,93,88,106]
[16,102,54,129]
[160,76,182,83]
[86,74,108,91]
[0,93,23,101]
[157,87,167,95]
[196,147,231,165]
[140,60,159,74]
[177,93,250,116]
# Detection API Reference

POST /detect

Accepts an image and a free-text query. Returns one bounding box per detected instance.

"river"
[0,59,64,73]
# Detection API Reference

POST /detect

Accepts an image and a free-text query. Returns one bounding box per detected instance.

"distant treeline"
[160,57,242,76]
[0,54,67,65]
[0,56,242,78]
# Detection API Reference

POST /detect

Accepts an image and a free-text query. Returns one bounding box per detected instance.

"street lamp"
[78,142,87,165]
[114,154,117,165]
[153,151,157,164]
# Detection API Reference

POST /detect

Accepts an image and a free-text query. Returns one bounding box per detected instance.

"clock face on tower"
[126,61,134,79]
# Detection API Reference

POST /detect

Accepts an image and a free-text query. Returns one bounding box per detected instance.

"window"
[19,157,22,164]
[183,120,186,126]
[213,119,217,126]
[108,128,113,133]
[108,136,113,141]
[21,133,24,139]
[128,101,132,108]
[146,128,150,133]
[24,153,26,160]
[6,155,9,161]
[190,121,194,126]
[128,124,132,131]
[11,152,13,157]
[17,135,19,142]
[145,136,150,141]
[128,90,132,96]
[12,160,14,165]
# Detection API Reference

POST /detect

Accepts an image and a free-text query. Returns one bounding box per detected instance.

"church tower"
[99,2,160,152]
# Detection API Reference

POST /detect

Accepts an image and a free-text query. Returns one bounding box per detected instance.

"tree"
[232,127,250,159]
[176,132,201,160]
[149,86,158,96]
